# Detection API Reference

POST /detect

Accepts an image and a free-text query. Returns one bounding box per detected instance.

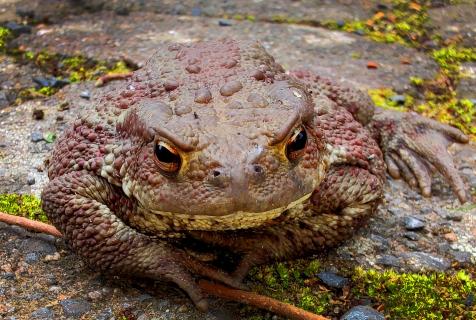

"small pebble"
[404,216,425,231]
[403,231,420,241]
[218,20,232,26]
[30,307,54,320]
[389,95,406,105]
[317,271,349,289]
[465,292,474,307]
[31,132,44,142]
[59,299,91,318]
[5,21,31,35]
[80,91,91,100]
[341,305,385,320]
[376,255,401,268]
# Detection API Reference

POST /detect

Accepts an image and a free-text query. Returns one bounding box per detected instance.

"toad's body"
[42,40,468,309]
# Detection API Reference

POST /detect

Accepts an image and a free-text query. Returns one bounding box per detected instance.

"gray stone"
[31,307,54,319]
[403,231,420,241]
[20,238,57,255]
[59,299,91,318]
[0,287,5,296]
[450,250,472,265]
[404,216,425,231]
[317,271,349,289]
[401,252,450,272]
[341,305,385,320]
[376,255,401,268]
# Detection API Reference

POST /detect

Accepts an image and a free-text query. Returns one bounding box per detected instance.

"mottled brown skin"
[41,40,468,310]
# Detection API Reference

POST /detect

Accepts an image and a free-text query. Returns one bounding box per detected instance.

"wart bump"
[194,88,212,104]
[220,80,243,97]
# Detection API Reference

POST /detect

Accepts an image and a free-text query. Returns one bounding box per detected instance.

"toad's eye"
[154,141,181,174]
[285,126,307,161]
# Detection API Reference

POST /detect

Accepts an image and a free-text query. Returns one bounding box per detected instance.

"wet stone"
[404,216,425,231]
[317,271,349,289]
[341,305,385,320]
[59,299,91,318]
[30,307,54,320]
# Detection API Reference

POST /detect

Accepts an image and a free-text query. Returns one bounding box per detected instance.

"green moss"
[0,27,12,52]
[409,76,424,86]
[324,0,430,47]
[368,88,413,111]
[0,194,48,222]
[352,268,476,319]
[249,259,333,316]
[432,46,476,77]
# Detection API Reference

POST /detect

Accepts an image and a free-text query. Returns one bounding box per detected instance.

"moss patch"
[0,27,12,52]
[0,194,48,223]
[353,268,476,319]
[368,88,414,111]
[323,0,430,47]
[246,260,475,319]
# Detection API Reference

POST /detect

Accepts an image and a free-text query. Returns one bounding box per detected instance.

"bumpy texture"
[41,39,468,309]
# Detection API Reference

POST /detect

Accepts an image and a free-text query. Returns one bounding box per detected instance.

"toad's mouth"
[133,192,313,232]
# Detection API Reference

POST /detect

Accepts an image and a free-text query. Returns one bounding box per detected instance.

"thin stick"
[0,211,62,237]
[0,211,330,320]
[199,280,329,320]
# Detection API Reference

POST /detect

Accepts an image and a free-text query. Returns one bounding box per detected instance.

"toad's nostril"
[212,170,221,177]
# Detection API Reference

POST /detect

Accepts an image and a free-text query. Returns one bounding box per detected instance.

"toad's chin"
[131,192,314,233]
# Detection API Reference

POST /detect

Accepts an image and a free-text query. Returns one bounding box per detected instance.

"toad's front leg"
[41,171,241,311]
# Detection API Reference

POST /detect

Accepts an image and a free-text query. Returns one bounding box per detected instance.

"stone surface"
[58,299,91,318]
[341,305,385,320]
[404,216,426,231]
[317,272,349,289]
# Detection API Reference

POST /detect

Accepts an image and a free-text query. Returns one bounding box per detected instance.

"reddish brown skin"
[41,40,468,310]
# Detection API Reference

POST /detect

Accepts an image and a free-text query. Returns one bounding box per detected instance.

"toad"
[41,40,468,310]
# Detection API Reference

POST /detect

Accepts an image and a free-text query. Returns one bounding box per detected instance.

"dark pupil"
[155,145,179,163]
[288,129,307,153]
